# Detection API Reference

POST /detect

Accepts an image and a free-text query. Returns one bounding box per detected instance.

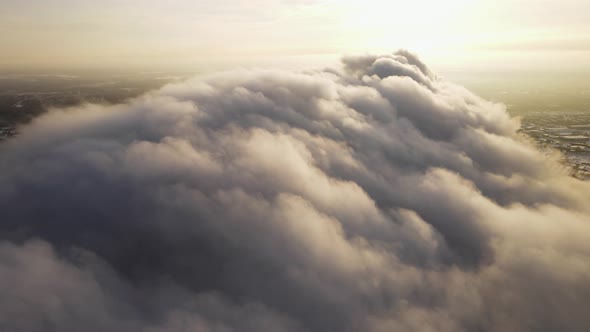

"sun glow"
[1,0,589,71]
[331,0,475,53]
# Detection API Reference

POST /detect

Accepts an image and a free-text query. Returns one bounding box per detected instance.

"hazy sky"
[1,0,590,71]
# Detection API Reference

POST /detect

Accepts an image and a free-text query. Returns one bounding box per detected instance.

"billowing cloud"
[1,50,589,332]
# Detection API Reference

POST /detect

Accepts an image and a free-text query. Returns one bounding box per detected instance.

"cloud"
[1,50,589,332]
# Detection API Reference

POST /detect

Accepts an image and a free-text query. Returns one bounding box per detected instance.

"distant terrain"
[452,70,590,180]
[0,71,194,139]
[519,112,590,180]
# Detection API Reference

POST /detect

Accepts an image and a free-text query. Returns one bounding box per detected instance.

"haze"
[2,0,590,73]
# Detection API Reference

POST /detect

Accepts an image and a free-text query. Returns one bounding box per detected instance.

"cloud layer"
[1,50,589,332]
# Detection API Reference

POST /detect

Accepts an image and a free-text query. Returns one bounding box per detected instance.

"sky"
[1,0,590,72]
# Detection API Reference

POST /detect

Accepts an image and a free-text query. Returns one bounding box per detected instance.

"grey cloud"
[0,50,589,331]
[0,240,303,332]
